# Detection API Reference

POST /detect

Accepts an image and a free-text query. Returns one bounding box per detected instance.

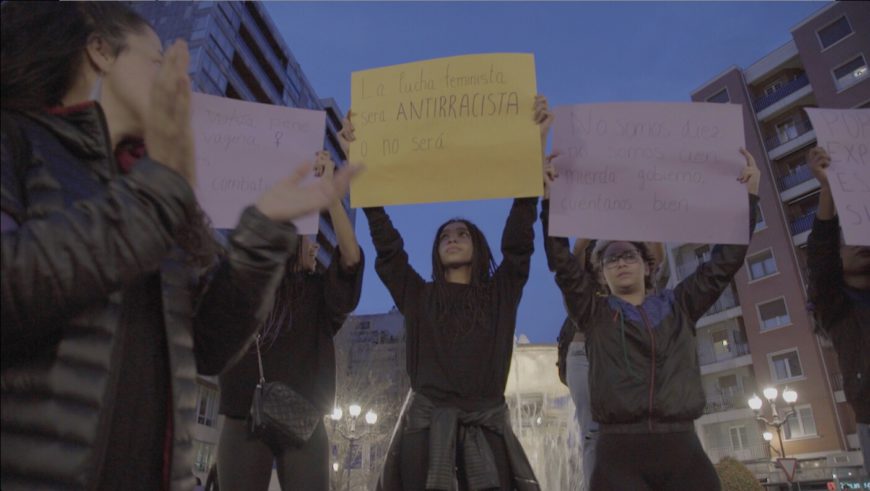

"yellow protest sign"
[349,53,542,207]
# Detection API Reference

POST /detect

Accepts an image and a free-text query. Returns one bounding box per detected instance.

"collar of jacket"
[405,392,539,491]
[607,289,676,327]
[26,101,116,179]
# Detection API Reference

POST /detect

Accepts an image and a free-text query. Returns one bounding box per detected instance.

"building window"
[769,349,803,382]
[707,89,730,104]
[747,249,777,281]
[193,439,216,473]
[754,201,766,232]
[832,54,869,91]
[784,405,817,440]
[775,119,800,144]
[730,425,748,451]
[195,383,218,427]
[817,16,853,50]
[712,330,731,354]
[757,297,791,331]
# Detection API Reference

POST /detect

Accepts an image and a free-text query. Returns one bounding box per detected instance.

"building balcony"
[233,32,283,103]
[777,163,813,192]
[789,208,818,236]
[700,352,753,376]
[703,387,751,415]
[239,3,290,74]
[831,372,844,391]
[766,121,815,161]
[698,342,750,367]
[754,73,811,114]
[778,164,822,202]
[705,444,769,464]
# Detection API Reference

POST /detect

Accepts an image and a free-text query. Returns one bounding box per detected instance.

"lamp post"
[748,387,799,489]
[329,404,378,491]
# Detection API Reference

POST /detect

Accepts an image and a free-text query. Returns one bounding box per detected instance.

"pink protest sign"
[805,108,870,246]
[191,92,326,233]
[549,102,749,244]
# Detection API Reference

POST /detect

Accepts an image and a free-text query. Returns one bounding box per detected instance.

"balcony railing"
[776,163,814,192]
[706,444,769,463]
[789,208,818,235]
[707,288,739,316]
[754,73,810,113]
[831,372,844,392]
[703,387,751,414]
[765,119,814,150]
[698,342,750,366]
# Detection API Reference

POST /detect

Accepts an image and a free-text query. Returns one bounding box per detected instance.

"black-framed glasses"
[602,250,641,269]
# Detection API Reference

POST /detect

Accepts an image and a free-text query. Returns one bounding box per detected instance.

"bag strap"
[254,334,266,385]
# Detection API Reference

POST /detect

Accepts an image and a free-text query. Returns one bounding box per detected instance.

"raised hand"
[737,147,761,196]
[534,95,555,140]
[543,152,560,200]
[808,146,831,188]
[313,150,336,180]
[144,39,195,186]
[338,111,355,157]
[255,162,364,223]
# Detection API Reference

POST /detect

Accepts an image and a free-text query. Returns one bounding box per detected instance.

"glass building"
[131,1,353,260]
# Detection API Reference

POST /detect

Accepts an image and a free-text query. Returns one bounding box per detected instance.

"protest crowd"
[1,3,867,491]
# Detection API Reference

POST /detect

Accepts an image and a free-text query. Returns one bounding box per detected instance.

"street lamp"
[748,387,799,487]
[328,403,379,491]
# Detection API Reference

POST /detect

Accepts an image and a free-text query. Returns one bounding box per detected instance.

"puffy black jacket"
[0,106,297,490]
[542,196,757,431]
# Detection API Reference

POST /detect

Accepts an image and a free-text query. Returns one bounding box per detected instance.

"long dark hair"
[1,2,150,112]
[260,239,308,346]
[2,2,219,270]
[430,219,497,341]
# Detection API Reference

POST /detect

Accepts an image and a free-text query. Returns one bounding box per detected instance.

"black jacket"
[1,106,296,490]
[807,216,870,423]
[543,196,757,431]
[377,392,539,491]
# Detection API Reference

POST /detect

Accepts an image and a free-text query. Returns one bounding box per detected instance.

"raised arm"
[322,247,365,337]
[492,197,539,287]
[541,200,600,328]
[193,161,362,375]
[674,148,760,324]
[338,109,422,312]
[805,147,847,329]
[316,150,361,271]
[364,207,425,312]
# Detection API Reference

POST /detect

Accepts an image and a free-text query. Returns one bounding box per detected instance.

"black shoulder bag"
[248,335,322,448]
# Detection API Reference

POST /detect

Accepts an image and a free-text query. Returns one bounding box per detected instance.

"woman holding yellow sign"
[347,96,553,491]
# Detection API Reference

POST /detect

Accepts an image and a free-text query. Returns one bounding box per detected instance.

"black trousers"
[217,416,329,491]
[590,431,721,491]
[398,427,513,491]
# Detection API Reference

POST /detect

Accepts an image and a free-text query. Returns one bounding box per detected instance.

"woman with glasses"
[542,149,761,491]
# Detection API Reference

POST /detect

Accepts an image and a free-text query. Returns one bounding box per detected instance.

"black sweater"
[364,198,537,411]
[219,249,364,417]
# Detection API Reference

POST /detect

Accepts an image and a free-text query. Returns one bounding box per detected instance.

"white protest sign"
[549,102,749,244]
[192,92,326,233]
[805,108,870,246]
